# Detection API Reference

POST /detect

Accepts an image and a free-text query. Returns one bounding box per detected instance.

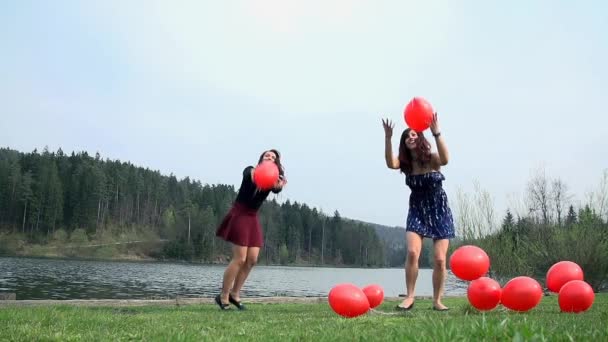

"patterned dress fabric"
[405,172,456,240]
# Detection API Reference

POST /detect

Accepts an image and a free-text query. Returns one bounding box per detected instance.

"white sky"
[2,0,607,227]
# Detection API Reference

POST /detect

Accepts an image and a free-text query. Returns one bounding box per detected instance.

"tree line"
[0,147,386,266]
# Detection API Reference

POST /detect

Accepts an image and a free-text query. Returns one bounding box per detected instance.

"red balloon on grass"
[546,261,584,293]
[501,276,543,312]
[404,97,434,132]
[449,245,490,281]
[558,280,595,313]
[328,283,370,318]
[467,277,502,311]
[253,161,279,190]
[362,284,384,309]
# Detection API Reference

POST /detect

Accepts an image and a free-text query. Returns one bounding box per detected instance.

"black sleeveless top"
[234,166,282,210]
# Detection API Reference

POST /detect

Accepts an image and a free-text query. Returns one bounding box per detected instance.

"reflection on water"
[0,257,467,300]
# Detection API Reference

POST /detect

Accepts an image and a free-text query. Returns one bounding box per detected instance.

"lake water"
[0,257,468,300]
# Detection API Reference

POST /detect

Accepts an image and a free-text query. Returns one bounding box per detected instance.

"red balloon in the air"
[467,277,502,311]
[253,161,279,190]
[328,283,370,318]
[500,276,543,312]
[558,280,595,313]
[362,284,384,309]
[546,261,584,293]
[404,97,434,132]
[449,245,490,281]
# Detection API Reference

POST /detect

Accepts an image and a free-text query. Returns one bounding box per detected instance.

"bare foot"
[397,297,415,309]
[433,301,449,311]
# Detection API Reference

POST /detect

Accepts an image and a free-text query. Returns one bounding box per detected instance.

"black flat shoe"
[215,295,231,310]
[229,293,246,310]
[395,302,415,311]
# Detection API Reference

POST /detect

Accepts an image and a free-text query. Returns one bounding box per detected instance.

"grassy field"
[1,295,606,341]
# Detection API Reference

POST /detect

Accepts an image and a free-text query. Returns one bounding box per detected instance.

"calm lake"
[0,257,468,300]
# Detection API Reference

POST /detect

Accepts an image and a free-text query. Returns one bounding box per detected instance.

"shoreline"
[0,296,462,307]
[0,254,412,270]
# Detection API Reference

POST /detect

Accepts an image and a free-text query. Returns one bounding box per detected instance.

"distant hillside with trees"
[0,147,385,267]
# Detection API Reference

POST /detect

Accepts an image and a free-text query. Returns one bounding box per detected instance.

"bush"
[527,223,608,292]
[470,222,608,292]
[279,243,289,265]
[0,233,26,255]
[70,229,89,245]
[52,229,68,243]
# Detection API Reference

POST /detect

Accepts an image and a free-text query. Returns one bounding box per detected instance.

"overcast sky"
[2,0,607,227]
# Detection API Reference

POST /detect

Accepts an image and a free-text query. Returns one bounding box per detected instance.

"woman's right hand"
[382,118,394,138]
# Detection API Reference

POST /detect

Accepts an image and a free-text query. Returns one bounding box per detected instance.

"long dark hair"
[398,128,431,174]
[258,149,285,177]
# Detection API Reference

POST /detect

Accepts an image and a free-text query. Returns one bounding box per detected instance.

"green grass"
[1,295,607,341]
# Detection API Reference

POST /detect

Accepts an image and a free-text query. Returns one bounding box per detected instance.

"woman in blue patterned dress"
[382,113,455,311]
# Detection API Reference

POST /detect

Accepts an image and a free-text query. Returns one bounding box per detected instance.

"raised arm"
[430,113,449,167]
[382,118,400,170]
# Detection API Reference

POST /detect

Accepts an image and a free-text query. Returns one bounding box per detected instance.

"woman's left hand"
[430,112,440,135]
[275,175,287,189]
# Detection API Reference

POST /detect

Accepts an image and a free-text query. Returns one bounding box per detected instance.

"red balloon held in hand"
[328,283,370,318]
[558,280,594,313]
[467,277,502,311]
[500,276,543,312]
[362,284,384,309]
[404,97,434,132]
[253,161,279,190]
[449,245,490,281]
[546,261,584,293]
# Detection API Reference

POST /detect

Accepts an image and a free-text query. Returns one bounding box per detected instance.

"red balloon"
[558,280,595,313]
[546,261,584,293]
[328,283,370,318]
[404,97,434,132]
[467,277,502,311]
[362,284,384,309]
[501,276,543,312]
[449,245,490,281]
[253,161,279,190]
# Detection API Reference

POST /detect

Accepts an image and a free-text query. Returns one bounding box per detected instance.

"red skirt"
[215,202,263,247]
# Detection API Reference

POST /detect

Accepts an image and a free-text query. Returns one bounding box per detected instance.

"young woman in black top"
[215,149,286,310]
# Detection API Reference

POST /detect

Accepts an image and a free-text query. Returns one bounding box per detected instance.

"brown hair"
[398,128,431,174]
[258,149,285,177]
